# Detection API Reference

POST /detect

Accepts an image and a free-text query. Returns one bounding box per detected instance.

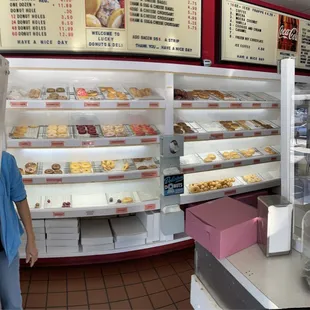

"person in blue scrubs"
[0,151,38,310]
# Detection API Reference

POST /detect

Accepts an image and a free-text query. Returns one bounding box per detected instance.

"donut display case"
[3,58,297,260]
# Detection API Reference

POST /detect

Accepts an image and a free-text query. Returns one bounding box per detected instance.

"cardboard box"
[81,219,113,246]
[233,190,269,208]
[46,227,79,234]
[186,197,258,259]
[47,246,79,254]
[47,233,79,240]
[83,244,114,252]
[114,238,146,249]
[45,219,79,228]
[46,239,79,247]
[137,212,154,244]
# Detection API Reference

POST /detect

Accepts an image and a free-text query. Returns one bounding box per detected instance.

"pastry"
[25,167,36,175]
[56,87,65,93]
[264,147,277,155]
[53,170,63,174]
[243,174,262,184]
[46,88,55,93]
[29,88,41,99]
[138,166,148,170]
[122,197,133,203]
[129,87,152,98]
[85,0,101,15]
[35,203,40,209]
[25,162,37,169]
[189,178,236,194]
[122,162,130,171]
[52,164,61,171]
[44,169,54,174]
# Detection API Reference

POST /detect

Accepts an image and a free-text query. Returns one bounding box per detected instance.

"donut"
[47,125,58,130]
[47,133,57,139]
[53,170,63,174]
[70,163,80,170]
[189,185,200,193]
[44,169,54,174]
[81,168,92,174]
[52,164,61,170]
[81,162,91,168]
[25,167,36,175]
[71,169,81,174]
[208,154,216,160]
[57,129,68,134]
[58,134,68,138]
[47,88,55,93]
[122,197,134,203]
[25,162,37,169]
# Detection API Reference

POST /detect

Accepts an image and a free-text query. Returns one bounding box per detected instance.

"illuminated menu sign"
[0,0,201,58]
[221,0,310,69]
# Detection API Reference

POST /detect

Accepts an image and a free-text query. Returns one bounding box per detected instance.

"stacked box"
[81,219,114,252]
[45,219,80,254]
[110,216,147,249]
[20,220,46,255]
[137,212,154,244]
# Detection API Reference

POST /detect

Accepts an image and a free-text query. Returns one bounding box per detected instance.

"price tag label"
[19,141,32,148]
[182,167,195,173]
[109,140,126,146]
[184,135,198,141]
[254,132,262,136]
[51,141,65,147]
[181,102,193,108]
[23,178,33,184]
[145,204,156,211]
[141,138,157,144]
[254,159,261,164]
[208,103,219,108]
[252,103,262,108]
[234,162,242,167]
[46,178,63,184]
[46,102,61,108]
[116,207,128,215]
[53,212,65,217]
[271,157,277,161]
[271,130,279,135]
[108,175,125,180]
[142,171,158,178]
[117,102,130,108]
[224,190,237,196]
[230,103,242,108]
[272,103,279,108]
[84,102,100,108]
[10,101,28,107]
[234,132,244,137]
[213,164,222,169]
[82,141,95,147]
[210,133,224,139]
[149,102,159,108]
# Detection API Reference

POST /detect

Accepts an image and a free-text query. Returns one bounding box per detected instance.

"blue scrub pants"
[0,251,22,310]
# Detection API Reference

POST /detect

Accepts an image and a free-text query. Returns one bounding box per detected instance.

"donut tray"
[230,91,265,101]
[238,147,263,157]
[73,125,103,139]
[68,162,94,174]
[43,195,72,209]
[197,152,222,163]
[258,146,279,155]
[133,158,159,170]
[236,120,262,130]
[98,85,133,101]
[10,126,40,139]
[106,191,139,205]
[92,160,135,173]
[42,162,68,175]
[199,122,226,132]
[124,85,164,100]
[129,124,161,136]
[74,87,103,100]
[39,125,74,139]
[241,174,264,184]
[101,125,131,137]
[136,191,158,202]
[8,87,43,100]
[43,86,70,100]
[218,150,244,160]
[180,154,202,166]
[19,162,42,176]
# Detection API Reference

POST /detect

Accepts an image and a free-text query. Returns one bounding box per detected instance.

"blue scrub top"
[0,151,26,264]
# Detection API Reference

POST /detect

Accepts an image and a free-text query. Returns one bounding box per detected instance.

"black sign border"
[0,0,203,61]
[217,0,310,72]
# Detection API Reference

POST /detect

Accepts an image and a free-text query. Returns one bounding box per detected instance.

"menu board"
[0,0,201,58]
[221,0,310,70]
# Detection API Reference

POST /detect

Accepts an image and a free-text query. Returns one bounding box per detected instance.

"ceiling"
[262,0,310,14]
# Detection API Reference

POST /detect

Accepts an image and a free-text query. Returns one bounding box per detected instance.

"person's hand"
[26,238,38,267]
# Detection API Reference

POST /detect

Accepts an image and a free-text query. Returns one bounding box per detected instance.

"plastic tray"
[106,191,139,205]
[197,152,222,163]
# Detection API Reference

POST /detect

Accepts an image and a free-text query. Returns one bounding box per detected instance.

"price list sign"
[0,0,201,58]
[221,0,310,70]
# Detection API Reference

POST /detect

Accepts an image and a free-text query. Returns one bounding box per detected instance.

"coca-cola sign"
[279,25,298,41]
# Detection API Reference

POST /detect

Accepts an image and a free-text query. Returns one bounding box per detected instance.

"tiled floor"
[20,248,194,310]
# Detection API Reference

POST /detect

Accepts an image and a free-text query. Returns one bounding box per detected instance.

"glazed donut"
[57,129,68,134]
[122,197,134,204]
[47,133,57,139]
[25,162,37,169]
[71,169,81,174]
[81,168,92,174]
[25,167,36,175]
[47,125,58,130]
[52,164,61,170]
[70,164,80,170]
[81,162,91,168]
[57,126,68,131]
[44,169,54,174]
[189,185,200,193]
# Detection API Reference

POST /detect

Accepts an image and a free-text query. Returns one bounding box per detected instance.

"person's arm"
[8,153,38,267]
[16,199,38,267]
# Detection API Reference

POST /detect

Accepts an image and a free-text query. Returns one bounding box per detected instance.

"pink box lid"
[188,197,258,230]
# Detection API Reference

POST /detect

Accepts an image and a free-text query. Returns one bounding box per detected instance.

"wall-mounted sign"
[163,174,184,196]
[0,0,201,58]
[221,0,310,69]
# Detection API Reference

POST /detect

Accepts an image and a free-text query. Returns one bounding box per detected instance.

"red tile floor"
[20,248,194,310]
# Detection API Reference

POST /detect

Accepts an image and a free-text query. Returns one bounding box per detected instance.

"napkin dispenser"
[258,195,293,257]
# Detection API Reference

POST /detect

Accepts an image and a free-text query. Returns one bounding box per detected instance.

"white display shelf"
[174,101,280,109]
[181,154,280,174]
[22,168,159,185]
[182,128,280,142]
[30,199,160,219]
[19,236,192,259]
[7,135,160,148]
[181,178,280,205]
[7,99,166,110]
